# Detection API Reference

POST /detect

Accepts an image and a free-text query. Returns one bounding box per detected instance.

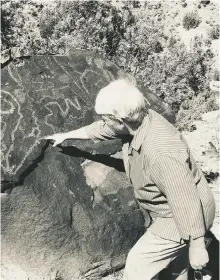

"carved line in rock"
[80,69,103,96]
[144,97,151,106]
[42,57,56,77]
[45,98,81,115]
[35,84,78,106]
[1,121,7,142]
[33,63,109,105]
[1,141,51,193]
[1,90,23,174]
[38,85,68,94]
[7,63,26,98]
[1,90,44,175]
[24,110,41,139]
[53,56,114,100]
[53,56,83,93]
[32,58,104,98]
[35,81,55,92]
[1,92,83,176]
[3,139,44,176]
[8,64,22,85]
[43,97,82,133]
[38,85,83,107]
[1,86,91,176]
[34,66,115,131]
[0,98,15,115]
[1,56,120,178]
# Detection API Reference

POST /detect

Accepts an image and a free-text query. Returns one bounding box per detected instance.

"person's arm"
[44,120,118,147]
[149,153,208,270]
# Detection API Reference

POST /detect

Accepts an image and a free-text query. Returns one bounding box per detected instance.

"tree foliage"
[1,0,218,130]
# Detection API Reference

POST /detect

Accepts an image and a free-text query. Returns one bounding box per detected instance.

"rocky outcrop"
[183,110,219,240]
[1,50,175,280]
[183,110,219,177]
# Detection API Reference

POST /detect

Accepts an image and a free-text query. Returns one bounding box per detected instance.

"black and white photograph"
[1,0,219,279]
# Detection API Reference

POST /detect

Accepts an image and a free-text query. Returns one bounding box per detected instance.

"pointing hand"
[44,133,66,147]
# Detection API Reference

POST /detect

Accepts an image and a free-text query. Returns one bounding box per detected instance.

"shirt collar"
[128,112,151,153]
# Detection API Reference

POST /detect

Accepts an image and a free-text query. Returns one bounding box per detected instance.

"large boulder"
[1,50,175,280]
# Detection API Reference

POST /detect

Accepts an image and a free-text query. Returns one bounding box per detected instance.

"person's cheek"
[114,123,128,134]
[104,121,117,133]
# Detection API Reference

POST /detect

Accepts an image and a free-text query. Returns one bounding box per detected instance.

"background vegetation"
[1,0,219,130]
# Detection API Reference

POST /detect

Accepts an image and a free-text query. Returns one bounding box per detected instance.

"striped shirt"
[85,109,215,242]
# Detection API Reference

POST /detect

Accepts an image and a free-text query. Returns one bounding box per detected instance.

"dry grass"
[182,11,201,30]
[208,24,220,40]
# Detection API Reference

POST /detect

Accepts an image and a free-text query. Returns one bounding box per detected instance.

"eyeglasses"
[102,114,123,125]
[102,114,116,121]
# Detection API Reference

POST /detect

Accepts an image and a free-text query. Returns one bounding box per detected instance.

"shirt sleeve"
[149,152,206,240]
[84,120,118,143]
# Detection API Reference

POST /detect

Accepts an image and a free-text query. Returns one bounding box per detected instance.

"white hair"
[95,79,146,121]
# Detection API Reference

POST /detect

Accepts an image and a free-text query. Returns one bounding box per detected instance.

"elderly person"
[45,79,215,280]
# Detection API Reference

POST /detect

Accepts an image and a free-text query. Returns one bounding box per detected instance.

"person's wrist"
[189,236,206,248]
[62,132,68,140]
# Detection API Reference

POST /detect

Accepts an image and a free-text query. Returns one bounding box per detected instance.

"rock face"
[1,50,175,280]
[183,111,219,241]
[183,111,219,176]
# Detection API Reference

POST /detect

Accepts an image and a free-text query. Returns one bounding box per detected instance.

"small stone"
[200,0,210,4]
[182,2,187,7]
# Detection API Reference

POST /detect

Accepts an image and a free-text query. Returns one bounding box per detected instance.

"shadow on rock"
[1,141,51,194]
[59,145,125,172]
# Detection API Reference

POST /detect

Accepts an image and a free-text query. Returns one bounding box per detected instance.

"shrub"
[132,36,214,112]
[1,0,136,56]
[1,0,46,55]
[1,0,218,131]
[176,90,219,131]
[208,25,220,40]
[183,11,201,30]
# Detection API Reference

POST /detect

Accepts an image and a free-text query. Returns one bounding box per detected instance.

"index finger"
[41,135,54,140]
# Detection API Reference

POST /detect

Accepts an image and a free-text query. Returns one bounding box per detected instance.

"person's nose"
[102,116,112,122]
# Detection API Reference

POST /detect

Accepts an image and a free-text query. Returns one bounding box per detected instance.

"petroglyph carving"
[1,51,175,280]
[1,54,117,178]
[1,52,174,180]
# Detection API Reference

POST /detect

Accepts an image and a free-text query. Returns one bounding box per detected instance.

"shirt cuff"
[84,121,117,143]
[180,227,206,241]
[84,123,100,143]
